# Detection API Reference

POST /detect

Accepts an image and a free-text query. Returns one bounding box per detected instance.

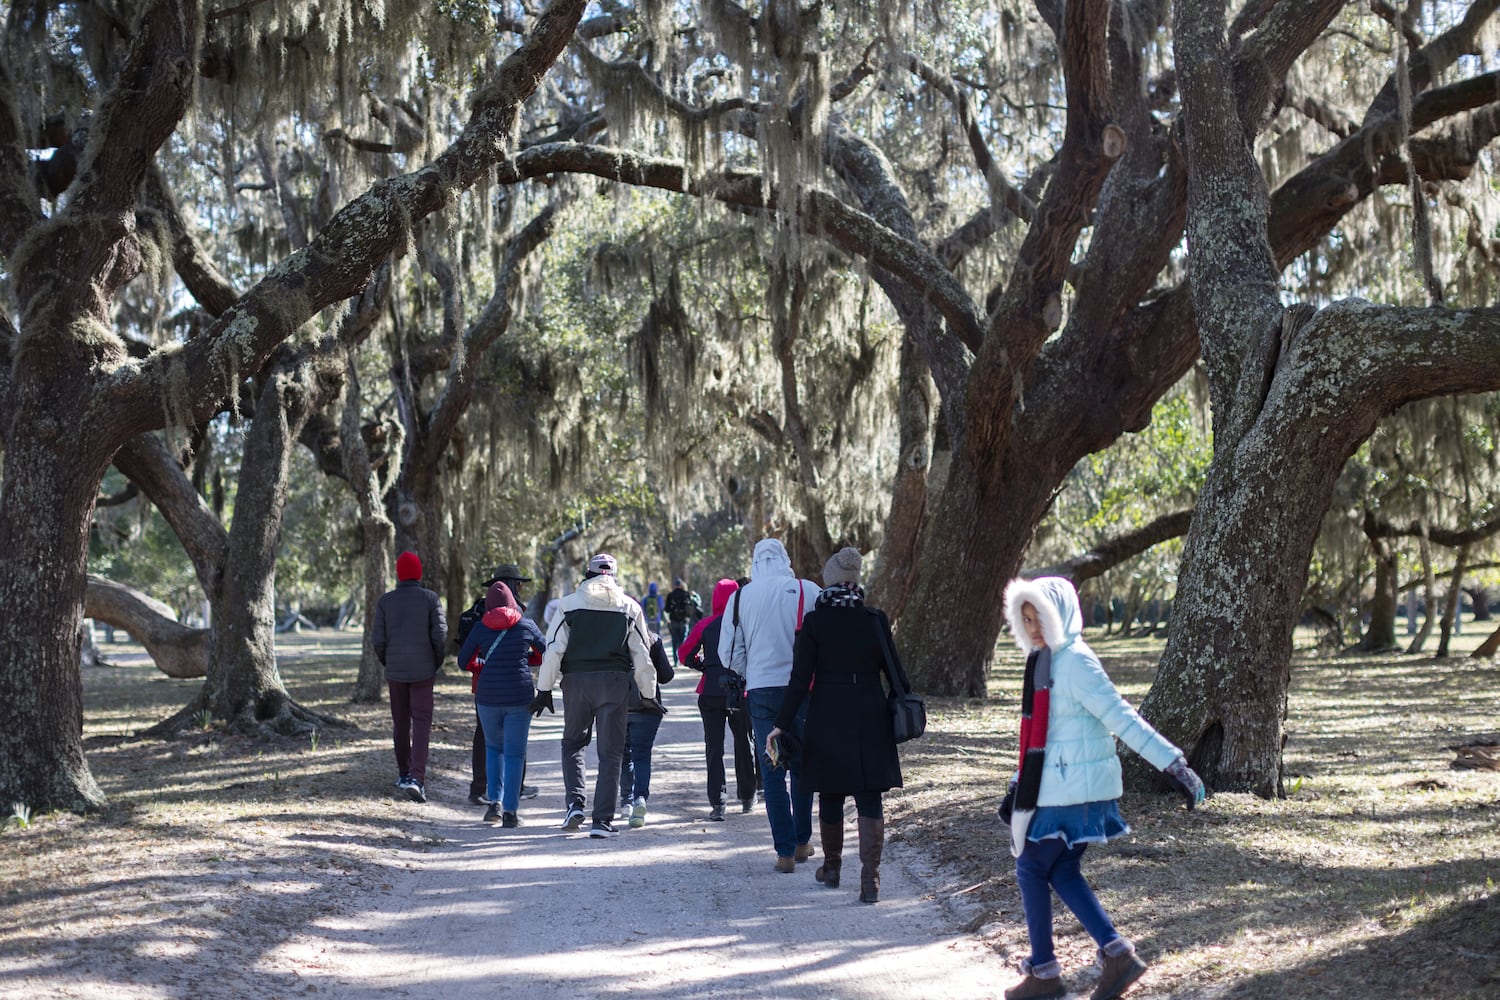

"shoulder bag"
[869,609,926,743]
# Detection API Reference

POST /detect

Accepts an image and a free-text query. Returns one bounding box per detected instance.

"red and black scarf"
[1015,647,1052,810]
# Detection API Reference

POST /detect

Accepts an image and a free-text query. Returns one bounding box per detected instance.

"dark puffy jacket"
[456,606,546,708]
[373,580,447,682]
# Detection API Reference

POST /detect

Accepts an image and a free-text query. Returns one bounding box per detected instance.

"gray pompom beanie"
[822,546,862,587]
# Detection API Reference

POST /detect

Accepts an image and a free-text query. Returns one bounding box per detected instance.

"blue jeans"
[1015,838,1121,966]
[619,711,664,804]
[475,701,532,814]
[747,686,812,858]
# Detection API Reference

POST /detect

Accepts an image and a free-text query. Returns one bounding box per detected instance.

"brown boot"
[815,817,843,888]
[857,815,884,903]
[1090,942,1147,1000]
[795,842,816,862]
[1005,960,1065,1000]
[1004,974,1065,1000]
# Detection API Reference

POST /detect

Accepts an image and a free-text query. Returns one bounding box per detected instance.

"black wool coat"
[775,603,903,795]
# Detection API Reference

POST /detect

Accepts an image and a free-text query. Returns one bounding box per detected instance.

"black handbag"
[870,609,926,743]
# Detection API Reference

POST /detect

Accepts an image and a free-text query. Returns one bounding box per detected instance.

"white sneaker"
[629,800,647,829]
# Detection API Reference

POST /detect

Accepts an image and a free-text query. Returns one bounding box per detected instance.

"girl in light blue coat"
[1000,577,1205,1000]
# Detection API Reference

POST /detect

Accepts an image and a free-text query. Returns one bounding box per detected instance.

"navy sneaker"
[482,804,501,825]
[404,780,427,804]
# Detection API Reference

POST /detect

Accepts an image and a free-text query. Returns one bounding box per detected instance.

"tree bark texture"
[1149,0,1500,796]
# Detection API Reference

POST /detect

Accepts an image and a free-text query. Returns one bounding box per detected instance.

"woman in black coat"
[767,546,903,903]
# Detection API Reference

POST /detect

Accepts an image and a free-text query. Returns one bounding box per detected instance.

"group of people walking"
[371,540,1206,1000]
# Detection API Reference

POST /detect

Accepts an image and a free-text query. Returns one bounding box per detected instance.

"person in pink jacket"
[678,579,758,821]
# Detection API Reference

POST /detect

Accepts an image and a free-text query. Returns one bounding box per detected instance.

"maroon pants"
[389,678,435,784]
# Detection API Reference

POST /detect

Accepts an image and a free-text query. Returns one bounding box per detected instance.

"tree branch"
[1025,508,1194,584]
[111,0,589,440]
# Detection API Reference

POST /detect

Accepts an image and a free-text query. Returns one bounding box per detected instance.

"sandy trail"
[267,679,1012,998]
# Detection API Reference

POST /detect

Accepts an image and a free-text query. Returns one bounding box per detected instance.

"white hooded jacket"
[717,539,821,691]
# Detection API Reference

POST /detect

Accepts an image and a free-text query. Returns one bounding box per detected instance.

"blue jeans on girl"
[1015,837,1122,967]
[475,701,532,814]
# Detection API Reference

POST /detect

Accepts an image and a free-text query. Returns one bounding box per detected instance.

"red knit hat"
[396,551,422,581]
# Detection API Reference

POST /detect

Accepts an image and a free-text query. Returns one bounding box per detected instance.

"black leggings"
[819,790,882,821]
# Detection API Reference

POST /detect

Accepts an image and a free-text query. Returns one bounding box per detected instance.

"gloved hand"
[529,690,555,717]
[1164,756,1206,809]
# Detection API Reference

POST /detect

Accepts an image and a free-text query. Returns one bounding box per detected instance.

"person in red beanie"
[373,551,447,802]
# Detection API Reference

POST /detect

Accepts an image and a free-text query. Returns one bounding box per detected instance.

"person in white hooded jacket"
[718,538,821,872]
[999,576,1205,1000]
[532,553,657,839]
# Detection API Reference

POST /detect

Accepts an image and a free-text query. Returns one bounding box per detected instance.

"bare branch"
[1024,508,1194,584]
[114,0,589,439]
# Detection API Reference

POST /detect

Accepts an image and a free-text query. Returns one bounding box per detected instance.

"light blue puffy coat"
[1004,577,1181,807]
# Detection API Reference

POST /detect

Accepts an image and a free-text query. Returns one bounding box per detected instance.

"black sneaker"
[709,803,725,822]
[405,781,427,804]
[588,820,618,838]
[469,792,489,806]
[482,803,501,825]
[740,795,757,813]
[521,784,539,799]
[501,812,520,828]
[561,805,585,830]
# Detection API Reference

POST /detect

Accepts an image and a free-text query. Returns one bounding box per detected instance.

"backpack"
[456,599,485,645]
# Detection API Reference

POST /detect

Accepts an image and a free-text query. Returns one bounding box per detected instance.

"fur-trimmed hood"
[1003,576,1085,654]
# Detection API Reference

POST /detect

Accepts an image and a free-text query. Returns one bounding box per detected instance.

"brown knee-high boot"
[815,817,843,888]
[857,816,884,903]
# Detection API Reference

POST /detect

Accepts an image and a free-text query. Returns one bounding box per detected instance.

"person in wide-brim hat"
[485,563,532,586]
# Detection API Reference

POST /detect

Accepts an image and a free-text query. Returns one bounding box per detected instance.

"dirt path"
[264,679,1012,999]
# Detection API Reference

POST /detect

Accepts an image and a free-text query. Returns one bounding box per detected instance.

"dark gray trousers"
[560,671,631,823]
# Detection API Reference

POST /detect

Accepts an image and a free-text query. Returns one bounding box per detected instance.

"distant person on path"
[455,581,547,828]
[641,581,665,635]
[533,553,657,839]
[718,538,821,872]
[373,551,446,804]
[664,577,702,653]
[618,633,674,828]
[678,578,758,821]
[767,547,902,903]
[999,576,1205,1000]
[458,564,541,806]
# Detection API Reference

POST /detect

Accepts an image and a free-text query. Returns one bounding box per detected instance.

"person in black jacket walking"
[618,633,674,828]
[767,547,903,902]
[373,551,447,803]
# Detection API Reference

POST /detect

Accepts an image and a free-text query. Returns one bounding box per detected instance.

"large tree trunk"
[83,575,209,678]
[1146,0,1500,797]
[151,354,343,736]
[865,334,937,619]
[0,432,112,811]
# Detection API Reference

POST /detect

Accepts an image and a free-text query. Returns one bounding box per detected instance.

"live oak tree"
[0,0,588,813]
[471,2,1500,702]
[1139,0,1500,796]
